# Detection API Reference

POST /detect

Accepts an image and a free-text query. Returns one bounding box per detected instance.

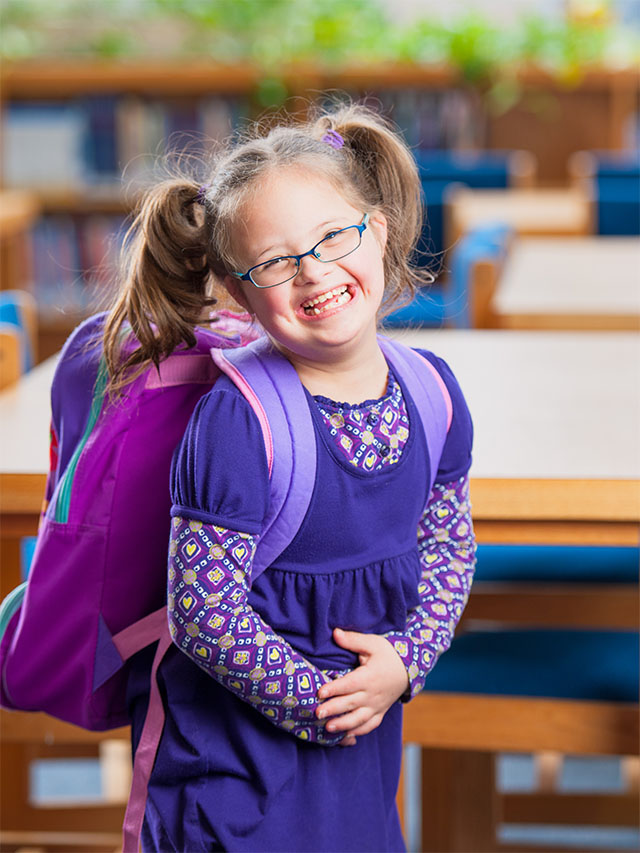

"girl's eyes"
[261,257,288,270]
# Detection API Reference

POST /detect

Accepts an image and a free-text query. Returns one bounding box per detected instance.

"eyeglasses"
[232,213,369,289]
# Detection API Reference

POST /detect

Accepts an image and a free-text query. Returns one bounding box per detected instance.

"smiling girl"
[111,103,476,852]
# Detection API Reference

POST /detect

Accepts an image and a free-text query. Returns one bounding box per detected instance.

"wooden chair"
[444,184,595,256]
[0,709,129,853]
[400,544,639,852]
[0,324,22,390]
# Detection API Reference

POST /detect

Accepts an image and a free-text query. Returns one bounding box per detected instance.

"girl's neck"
[281,336,389,405]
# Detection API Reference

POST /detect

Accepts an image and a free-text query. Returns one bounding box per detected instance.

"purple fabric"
[131,347,473,851]
[1,313,257,730]
[50,314,104,483]
[168,517,346,744]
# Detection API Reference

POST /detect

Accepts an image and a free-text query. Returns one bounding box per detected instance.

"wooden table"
[445,186,594,249]
[2,332,639,556]
[493,236,640,331]
[389,329,640,547]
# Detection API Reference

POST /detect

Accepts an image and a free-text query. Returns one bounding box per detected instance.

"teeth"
[310,291,350,314]
[302,286,347,310]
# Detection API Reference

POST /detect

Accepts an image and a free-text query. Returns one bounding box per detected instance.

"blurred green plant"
[1,0,638,105]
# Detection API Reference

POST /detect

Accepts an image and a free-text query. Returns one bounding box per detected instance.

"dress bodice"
[248,370,430,670]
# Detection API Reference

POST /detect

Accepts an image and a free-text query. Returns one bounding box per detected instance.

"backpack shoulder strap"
[210,337,317,580]
[378,335,452,489]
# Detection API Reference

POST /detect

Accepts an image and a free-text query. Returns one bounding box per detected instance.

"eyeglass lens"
[252,225,362,287]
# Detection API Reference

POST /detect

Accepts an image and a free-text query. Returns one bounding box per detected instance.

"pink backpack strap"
[111,608,170,853]
[212,338,317,580]
[145,354,221,389]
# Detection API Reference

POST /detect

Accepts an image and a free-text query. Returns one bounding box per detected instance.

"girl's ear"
[369,211,388,255]
[223,274,253,313]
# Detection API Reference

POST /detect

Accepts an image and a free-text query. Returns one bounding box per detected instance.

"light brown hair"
[104,102,432,392]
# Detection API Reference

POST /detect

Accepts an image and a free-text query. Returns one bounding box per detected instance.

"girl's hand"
[316,628,409,743]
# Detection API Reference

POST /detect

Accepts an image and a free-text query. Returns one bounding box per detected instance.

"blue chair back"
[0,290,36,371]
[415,150,512,263]
[595,152,640,235]
[448,222,512,328]
[382,221,511,329]
[475,544,639,584]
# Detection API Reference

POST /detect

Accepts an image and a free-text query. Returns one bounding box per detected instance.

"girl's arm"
[316,474,476,736]
[383,473,476,699]
[169,515,350,746]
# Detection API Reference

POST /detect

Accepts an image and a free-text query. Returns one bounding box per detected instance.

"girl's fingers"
[323,707,371,733]
[317,691,366,720]
[332,627,376,655]
[343,715,383,737]
[339,735,357,747]
[317,670,363,700]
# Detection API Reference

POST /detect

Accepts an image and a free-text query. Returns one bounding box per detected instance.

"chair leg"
[397,747,406,840]
[534,750,563,792]
[421,749,500,852]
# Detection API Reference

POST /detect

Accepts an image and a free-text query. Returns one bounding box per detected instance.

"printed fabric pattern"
[168,474,475,736]
[168,517,347,745]
[314,372,409,470]
[384,474,476,698]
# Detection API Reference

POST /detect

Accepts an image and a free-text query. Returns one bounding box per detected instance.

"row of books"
[377,88,488,151]
[31,215,126,318]
[4,87,488,192]
[3,95,250,190]
[321,87,489,151]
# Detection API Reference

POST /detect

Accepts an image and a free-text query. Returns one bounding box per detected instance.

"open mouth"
[301,285,351,316]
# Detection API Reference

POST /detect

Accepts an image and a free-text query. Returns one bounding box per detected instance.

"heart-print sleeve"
[168,515,350,745]
[383,474,477,699]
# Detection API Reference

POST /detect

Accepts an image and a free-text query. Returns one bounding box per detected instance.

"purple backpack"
[0,324,451,852]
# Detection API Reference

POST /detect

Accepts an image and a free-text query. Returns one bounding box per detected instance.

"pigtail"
[313,104,434,314]
[103,179,216,394]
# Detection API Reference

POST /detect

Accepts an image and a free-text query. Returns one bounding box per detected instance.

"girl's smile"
[300,284,352,317]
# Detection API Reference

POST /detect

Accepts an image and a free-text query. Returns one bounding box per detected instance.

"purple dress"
[128,350,473,852]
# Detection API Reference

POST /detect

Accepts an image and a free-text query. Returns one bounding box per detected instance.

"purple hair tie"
[322,130,344,150]
[195,185,209,206]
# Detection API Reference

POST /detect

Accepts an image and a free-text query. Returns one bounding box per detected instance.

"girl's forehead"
[234,169,361,249]
[253,166,353,208]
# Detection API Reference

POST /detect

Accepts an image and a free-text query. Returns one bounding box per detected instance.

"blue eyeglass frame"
[232,213,369,289]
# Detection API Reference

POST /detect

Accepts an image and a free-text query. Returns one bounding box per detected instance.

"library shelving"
[1,59,638,358]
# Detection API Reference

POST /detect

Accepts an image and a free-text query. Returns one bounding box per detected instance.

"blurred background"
[0,2,638,853]
[1,0,639,356]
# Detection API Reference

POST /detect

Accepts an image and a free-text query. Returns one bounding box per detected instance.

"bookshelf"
[1,60,638,359]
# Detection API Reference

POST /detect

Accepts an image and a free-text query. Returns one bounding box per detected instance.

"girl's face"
[224,168,387,368]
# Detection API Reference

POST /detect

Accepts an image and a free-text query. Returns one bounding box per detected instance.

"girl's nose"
[295,252,329,285]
